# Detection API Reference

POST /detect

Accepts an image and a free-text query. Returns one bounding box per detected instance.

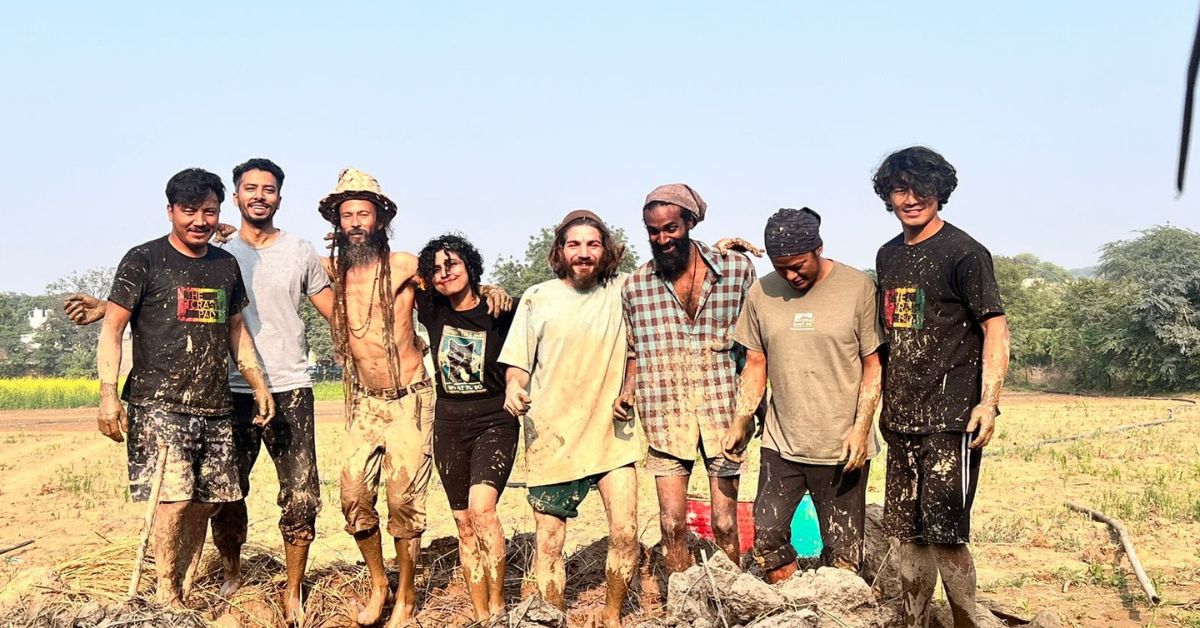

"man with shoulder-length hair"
[96,168,274,608]
[499,210,641,628]
[872,146,1010,627]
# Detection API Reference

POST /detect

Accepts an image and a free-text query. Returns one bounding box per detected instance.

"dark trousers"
[211,388,321,549]
[752,448,870,572]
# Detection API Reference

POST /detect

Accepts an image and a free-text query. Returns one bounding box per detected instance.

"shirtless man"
[319,169,509,626]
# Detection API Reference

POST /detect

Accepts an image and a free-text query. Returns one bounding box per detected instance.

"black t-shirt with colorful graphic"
[418,297,517,420]
[875,222,1004,434]
[108,236,247,416]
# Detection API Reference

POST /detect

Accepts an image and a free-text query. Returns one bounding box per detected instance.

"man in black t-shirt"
[97,168,275,608]
[872,147,1011,627]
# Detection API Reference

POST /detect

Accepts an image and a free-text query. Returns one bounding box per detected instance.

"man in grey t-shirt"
[66,159,333,624]
[722,208,884,583]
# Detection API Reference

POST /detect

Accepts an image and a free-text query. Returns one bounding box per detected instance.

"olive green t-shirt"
[733,262,884,464]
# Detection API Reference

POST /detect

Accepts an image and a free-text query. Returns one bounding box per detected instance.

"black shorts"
[882,428,981,545]
[433,409,519,511]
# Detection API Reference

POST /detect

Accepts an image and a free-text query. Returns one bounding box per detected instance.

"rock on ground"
[504,595,568,627]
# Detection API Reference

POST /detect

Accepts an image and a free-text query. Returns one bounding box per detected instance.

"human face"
[562,224,604,288]
[168,192,220,254]
[771,249,823,292]
[431,250,471,299]
[889,187,942,232]
[233,169,281,227]
[339,199,379,243]
[643,203,692,278]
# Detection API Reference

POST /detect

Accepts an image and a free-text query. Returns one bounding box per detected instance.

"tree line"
[3,225,1197,393]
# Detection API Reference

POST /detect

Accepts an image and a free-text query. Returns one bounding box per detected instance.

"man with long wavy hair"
[499,210,641,628]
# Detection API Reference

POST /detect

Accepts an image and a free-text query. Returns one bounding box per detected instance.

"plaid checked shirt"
[622,242,757,460]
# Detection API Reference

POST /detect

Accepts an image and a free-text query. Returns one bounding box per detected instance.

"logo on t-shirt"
[438,326,486,394]
[790,312,815,331]
[884,287,925,330]
[177,287,228,323]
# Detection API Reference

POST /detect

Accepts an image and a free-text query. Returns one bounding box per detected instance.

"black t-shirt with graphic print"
[418,296,517,420]
[875,222,1004,434]
[108,236,247,416]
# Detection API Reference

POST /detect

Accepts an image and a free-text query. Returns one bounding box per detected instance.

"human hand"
[720,421,753,463]
[252,388,276,427]
[480,285,514,316]
[612,392,636,421]
[504,384,531,417]
[64,293,105,325]
[212,223,237,244]
[98,393,127,443]
[840,426,870,471]
[967,404,997,449]
[713,237,764,258]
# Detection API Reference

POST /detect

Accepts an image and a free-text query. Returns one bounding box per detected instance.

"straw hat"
[317,168,398,224]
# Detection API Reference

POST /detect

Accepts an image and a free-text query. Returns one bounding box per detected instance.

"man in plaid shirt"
[615,183,757,572]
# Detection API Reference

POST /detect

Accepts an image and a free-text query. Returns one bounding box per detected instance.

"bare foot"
[356,583,390,625]
[384,601,414,627]
[219,574,243,598]
[283,589,305,626]
[601,611,622,628]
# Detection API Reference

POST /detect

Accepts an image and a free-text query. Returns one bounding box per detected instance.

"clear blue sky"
[2,2,1197,293]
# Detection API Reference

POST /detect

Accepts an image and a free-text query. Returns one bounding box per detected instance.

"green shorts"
[527,472,605,519]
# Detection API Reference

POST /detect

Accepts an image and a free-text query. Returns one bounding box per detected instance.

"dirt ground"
[0,392,1197,626]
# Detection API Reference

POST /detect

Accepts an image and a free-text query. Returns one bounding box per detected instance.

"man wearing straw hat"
[317,167,437,627]
[722,207,884,583]
[95,167,274,608]
[618,183,757,573]
[499,209,641,628]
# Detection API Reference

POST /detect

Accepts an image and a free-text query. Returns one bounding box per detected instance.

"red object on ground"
[685,497,756,554]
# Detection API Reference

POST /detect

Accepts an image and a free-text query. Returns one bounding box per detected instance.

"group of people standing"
[69,144,1009,628]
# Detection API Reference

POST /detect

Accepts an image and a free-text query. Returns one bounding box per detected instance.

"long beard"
[339,230,388,269]
[652,236,692,279]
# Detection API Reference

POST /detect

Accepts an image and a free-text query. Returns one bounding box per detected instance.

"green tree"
[300,298,333,369]
[993,254,1070,375]
[491,226,641,297]
[0,292,45,376]
[30,267,115,377]
[1050,278,1141,390]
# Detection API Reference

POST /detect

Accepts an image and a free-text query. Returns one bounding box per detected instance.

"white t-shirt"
[220,230,331,393]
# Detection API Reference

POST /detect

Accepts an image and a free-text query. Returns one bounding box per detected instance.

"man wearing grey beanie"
[722,207,884,583]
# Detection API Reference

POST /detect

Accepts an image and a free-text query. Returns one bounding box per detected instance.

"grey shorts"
[127,404,243,503]
[646,441,743,478]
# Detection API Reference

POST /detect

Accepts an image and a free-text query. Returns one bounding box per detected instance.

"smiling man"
[722,207,883,583]
[872,147,1010,627]
[96,168,273,608]
[499,210,641,628]
[619,183,756,573]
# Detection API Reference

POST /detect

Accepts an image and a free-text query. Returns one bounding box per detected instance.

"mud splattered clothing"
[340,374,435,539]
[875,222,1004,434]
[418,297,521,510]
[526,467,624,519]
[881,429,980,544]
[733,263,884,464]
[645,439,741,478]
[126,404,241,503]
[498,277,642,488]
[752,449,869,572]
[211,389,321,547]
[108,236,247,415]
[875,222,1001,544]
[623,244,756,462]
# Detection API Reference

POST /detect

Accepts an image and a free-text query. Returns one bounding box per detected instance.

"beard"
[338,228,388,269]
[567,257,601,290]
[236,200,278,228]
[651,235,692,279]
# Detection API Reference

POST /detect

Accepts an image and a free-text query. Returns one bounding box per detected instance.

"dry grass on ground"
[0,392,1197,626]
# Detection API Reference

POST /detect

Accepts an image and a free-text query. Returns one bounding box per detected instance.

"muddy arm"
[229,312,275,425]
[96,302,131,442]
[843,351,882,471]
[722,349,766,462]
[969,314,1011,449]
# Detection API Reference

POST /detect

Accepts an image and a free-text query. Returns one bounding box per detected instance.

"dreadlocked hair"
[328,213,404,422]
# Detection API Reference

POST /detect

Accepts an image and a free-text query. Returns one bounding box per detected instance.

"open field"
[0,392,1197,626]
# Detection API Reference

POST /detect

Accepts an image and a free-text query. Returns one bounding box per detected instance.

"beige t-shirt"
[498,275,642,486]
[733,262,884,464]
